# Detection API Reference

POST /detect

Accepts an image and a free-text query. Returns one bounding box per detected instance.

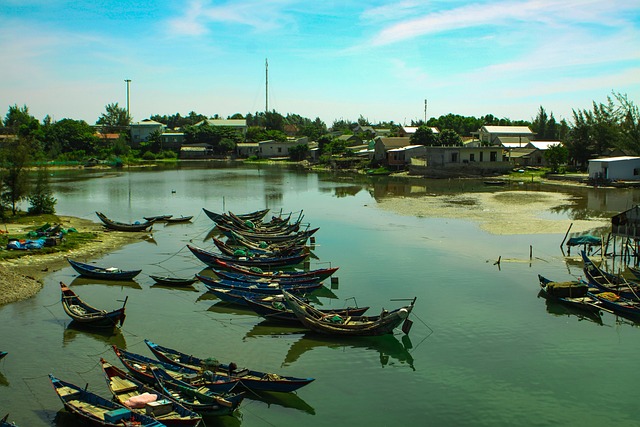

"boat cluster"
[8,207,417,426]
[539,250,640,324]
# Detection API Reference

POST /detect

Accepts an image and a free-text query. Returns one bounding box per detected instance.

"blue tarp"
[7,238,46,250]
[567,235,602,247]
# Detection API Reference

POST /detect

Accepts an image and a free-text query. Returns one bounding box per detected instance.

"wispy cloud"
[168,0,297,37]
[366,0,638,46]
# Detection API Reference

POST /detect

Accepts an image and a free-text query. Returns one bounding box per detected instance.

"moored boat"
[187,244,308,269]
[244,297,369,324]
[537,274,603,316]
[68,259,142,281]
[60,282,127,328]
[96,212,155,232]
[149,275,198,287]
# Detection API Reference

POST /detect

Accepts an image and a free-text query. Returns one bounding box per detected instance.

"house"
[398,126,440,137]
[336,134,362,147]
[160,132,184,151]
[495,136,534,149]
[506,148,545,167]
[387,145,427,168]
[179,143,213,159]
[530,140,563,150]
[474,125,535,145]
[409,146,511,176]
[588,156,640,181]
[194,119,248,137]
[130,119,165,147]
[258,138,308,158]
[373,137,411,161]
[236,142,260,158]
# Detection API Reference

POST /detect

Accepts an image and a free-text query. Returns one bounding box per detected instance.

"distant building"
[387,145,427,168]
[236,142,260,158]
[336,134,362,146]
[258,138,308,158]
[398,126,440,137]
[474,125,535,145]
[130,119,165,147]
[194,119,248,137]
[179,143,213,159]
[161,132,184,151]
[373,137,412,161]
[588,156,640,181]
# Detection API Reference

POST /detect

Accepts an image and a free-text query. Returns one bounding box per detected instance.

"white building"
[588,156,640,181]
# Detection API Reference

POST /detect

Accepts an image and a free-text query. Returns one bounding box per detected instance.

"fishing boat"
[48,374,165,427]
[0,351,6,361]
[60,282,127,328]
[211,237,307,258]
[197,274,322,295]
[0,414,16,427]
[587,290,640,322]
[283,291,417,336]
[216,224,318,244]
[187,244,308,269]
[212,258,338,281]
[111,346,238,393]
[164,216,193,224]
[68,259,142,280]
[581,251,640,300]
[100,359,202,427]
[537,274,603,316]
[244,297,369,324]
[145,339,315,393]
[96,212,155,232]
[212,268,324,285]
[144,215,172,222]
[150,367,244,416]
[149,275,198,287]
[202,208,270,224]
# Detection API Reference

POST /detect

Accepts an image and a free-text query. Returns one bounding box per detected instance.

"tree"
[28,167,57,214]
[439,129,463,146]
[410,125,439,146]
[289,144,309,161]
[43,119,98,158]
[96,103,130,134]
[1,137,32,215]
[544,144,569,173]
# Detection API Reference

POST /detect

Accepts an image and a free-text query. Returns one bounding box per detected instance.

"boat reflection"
[245,390,315,415]
[244,321,415,370]
[284,333,416,370]
[540,291,604,325]
[69,276,142,290]
[207,301,260,317]
[62,322,127,348]
[150,283,199,292]
[0,371,8,387]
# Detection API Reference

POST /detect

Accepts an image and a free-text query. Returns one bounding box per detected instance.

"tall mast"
[265,58,269,113]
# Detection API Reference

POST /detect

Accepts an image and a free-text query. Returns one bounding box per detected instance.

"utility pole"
[424,99,427,123]
[124,79,131,117]
[265,59,269,113]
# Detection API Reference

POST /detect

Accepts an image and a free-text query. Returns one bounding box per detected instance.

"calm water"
[2,163,640,427]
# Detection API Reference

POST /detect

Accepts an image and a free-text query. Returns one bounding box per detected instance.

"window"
[634,168,640,176]
[490,151,497,162]
[470,154,475,162]
[278,147,282,153]
[480,152,484,162]
[451,153,458,162]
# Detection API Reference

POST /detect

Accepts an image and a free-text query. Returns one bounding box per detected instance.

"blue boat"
[145,339,315,393]
[68,259,142,281]
[187,244,307,269]
[48,374,165,427]
[197,274,322,295]
[212,268,324,285]
[0,351,7,361]
[0,414,17,427]
[581,251,640,301]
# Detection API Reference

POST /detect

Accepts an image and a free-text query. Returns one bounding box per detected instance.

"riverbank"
[0,216,147,305]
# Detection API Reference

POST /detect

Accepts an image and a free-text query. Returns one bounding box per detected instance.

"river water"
[2,163,640,427]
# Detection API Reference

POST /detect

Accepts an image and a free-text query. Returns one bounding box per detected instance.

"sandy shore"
[0,216,147,306]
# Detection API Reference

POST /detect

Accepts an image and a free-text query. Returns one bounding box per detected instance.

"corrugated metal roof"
[589,156,640,163]
[482,125,533,134]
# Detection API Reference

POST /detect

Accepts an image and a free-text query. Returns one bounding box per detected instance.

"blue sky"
[1,0,639,127]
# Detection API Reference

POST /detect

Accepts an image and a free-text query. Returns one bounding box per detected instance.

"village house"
[194,118,248,138]
[387,145,427,169]
[258,137,308,158]
[373,137,411,161]
[588,156,640,181]
[398,126,440,138]
[236,142,260,158]
[160,132,185,151]
[409,145,511,177]
[473,125,535,145]
[179,143,213,159]
[129,119,165,147]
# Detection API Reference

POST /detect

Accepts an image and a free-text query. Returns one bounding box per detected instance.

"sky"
[1,0,639,127]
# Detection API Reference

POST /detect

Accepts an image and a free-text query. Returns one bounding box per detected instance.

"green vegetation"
[0,214,98,261]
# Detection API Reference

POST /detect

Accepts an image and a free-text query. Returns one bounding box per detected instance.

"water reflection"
[207,301,260,317]
[0,371,8,386]
[69,276,142,290]
[245,390,315,415]
[62,323,127,348]
[150,283,199,292]
[539,292,604,326]
[284,333,415,370]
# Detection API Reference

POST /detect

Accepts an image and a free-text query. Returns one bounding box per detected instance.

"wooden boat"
[0,351,6,361]
[581,251,640,301]
[111,346,238,393]
[96,212,155,232]
[164,216,193,224]
[202,208,270,224]
[144,215,172,222]
[197,274,323,295]
[60,282,127,328]
[204,287,270,306]
[145,339,314,393]
[100,359,203,427]
[150,367,244,416]
[48,374,165,427]
[283,291,417,336]
[537,275,603,316]
[212,258,339,281]
[149,275,197,287]
[187,244,308,269]
[68,259,142,281]
[211,237,307,258]
[0,414,16,427]
[483,180,507,186]
[244,297,369,324]
[226,230,306,252]
[217,224,319,244]
[587,290,640,322]
[212,268,324,285]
